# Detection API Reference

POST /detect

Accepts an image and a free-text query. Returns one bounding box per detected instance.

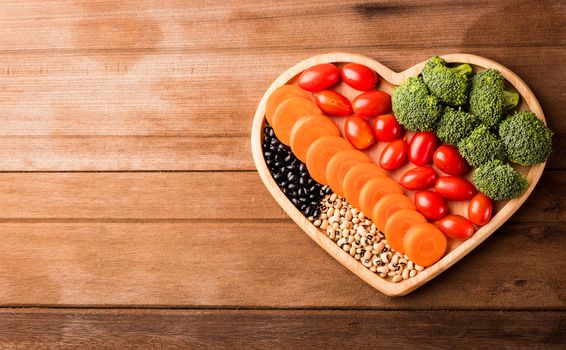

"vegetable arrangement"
[262,56,553,280]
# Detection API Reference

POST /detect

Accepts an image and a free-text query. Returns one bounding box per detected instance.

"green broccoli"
[421,56,473,106]
[392,76,442,131]
[499,111,553,166]
[472,159,528,200]
[469,69,520,127]
[435,107,479,146]
[458,124,506,167]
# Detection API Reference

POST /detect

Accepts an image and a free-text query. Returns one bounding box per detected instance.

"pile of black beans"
[263,124,331,218]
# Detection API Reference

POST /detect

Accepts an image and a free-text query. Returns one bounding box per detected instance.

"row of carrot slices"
[266,84,447,267]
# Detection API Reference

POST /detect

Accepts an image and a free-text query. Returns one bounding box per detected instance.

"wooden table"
[0,1,564,348]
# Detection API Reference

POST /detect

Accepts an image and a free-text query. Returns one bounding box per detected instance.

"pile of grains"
[263,124,331,217]
[311,193,424,282]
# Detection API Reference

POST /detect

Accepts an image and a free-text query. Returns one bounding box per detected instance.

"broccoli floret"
[472,160,528,200]
[469,69,520,127]
[392,76,442,131]
[421,56,473,106]
[458,124,506,167]
[435,107,480,146]
[499,111,553,166]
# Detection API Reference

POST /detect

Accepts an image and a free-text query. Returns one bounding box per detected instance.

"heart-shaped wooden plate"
[251,53,546,296]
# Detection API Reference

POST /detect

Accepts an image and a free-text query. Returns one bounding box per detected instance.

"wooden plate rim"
[250,52,546,296]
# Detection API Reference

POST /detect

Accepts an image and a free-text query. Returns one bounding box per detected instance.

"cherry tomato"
[298,63,339,92]
[352,90,392,117]
[399,166,438,191]
[435,176,477,201]
[340,63,379,91]
[313,90,353,116]
[344,116,376,150]
[468,193,493,225]
[409,131,438,166]
[414,190,448,220]
[433,145,470,175]
[372,114,403,142]
[379,139,408,171]
[436,214,475,240]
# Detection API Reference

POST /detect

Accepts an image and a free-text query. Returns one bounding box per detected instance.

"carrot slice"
[266,85,311,125]
[305,135,353,185]
[403,222,447,267]
[326,149,371,197]
[342,162,387,209]
[371,193,415,232]
[358,177,404,218]
[290,115,340,163]
[384,209,427,254]
[272,96,322,146]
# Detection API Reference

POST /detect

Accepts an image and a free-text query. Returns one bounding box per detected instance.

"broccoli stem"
[449,63,473,76]
[503,89,520,110]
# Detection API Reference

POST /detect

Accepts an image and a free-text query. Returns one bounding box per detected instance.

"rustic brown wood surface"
[0,0,564,348]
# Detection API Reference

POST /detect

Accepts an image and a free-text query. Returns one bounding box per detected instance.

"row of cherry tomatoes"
[297,62,494,241]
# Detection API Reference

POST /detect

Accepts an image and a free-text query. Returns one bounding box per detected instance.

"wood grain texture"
[0,222,563,308]
[0,171,562,223]
[0,0,563,345]
[0,308,563,350]
[0,0,562,51]
[0,48,562,170]
[0,136,251,171]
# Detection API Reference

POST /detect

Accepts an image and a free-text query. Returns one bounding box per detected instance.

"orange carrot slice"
[272,96,322,145]
[266,85,311,125]
[326,149,371,197]
[384,209,427,254]
[371,193,415,232]
[358,177,404,218]
[342,162,387,209]
[306,136,353,185]
[290,115,340,163]
[403,222,447,267]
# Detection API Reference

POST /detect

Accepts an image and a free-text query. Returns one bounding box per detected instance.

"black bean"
[291,198,299,206]
[305,206,313,216]
[273,173,282,181]
[280,181,288,188]
[288,183,298,190]
[287,174,297,183]
[299,197,308,203]
[313,209,320,218]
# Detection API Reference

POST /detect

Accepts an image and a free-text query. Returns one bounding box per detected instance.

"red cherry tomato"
[298,63,339,92]
[340,63,379,91]
[344,116,376,150]
[436,214,475,240]
[372,114,403,142]
[352,90,392,117]
[399,166,438,191]
[435,176,477,201]
[433,145,470,175]
[409,131,438,166]
[379,139,408,171]
[313,90,353,116]
[414,190,448,220]
[468,193,493,225]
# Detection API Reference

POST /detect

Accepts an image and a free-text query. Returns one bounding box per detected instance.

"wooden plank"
[0,48,562,137]
[0,221,563,308]
[0,172,284,220]
[0,308,564,349]
[0,136,252,171]
[0,47,563,170]
[0,0,562,51]
[0,171,562,222]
